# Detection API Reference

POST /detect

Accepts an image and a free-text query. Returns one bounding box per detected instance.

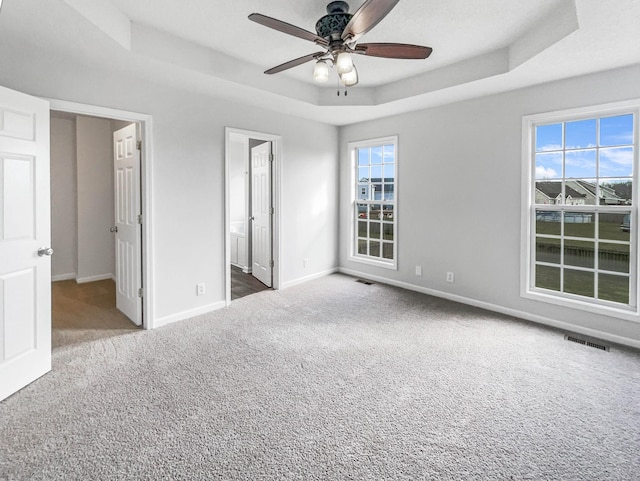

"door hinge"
[269,153,274,162]
[137,214,142,224]
[269,260,274,268]
[136,140,142,150]
[269,207,275,215]
[138,288,144,298]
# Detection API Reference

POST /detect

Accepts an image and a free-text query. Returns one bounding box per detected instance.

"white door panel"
[113,124,141,325]
[0,85,51,401]
[251,142,272,287]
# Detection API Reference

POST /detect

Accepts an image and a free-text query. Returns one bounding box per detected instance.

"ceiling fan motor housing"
[316,1,352,41]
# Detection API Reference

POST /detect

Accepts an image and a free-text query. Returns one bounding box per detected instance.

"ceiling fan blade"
[354,43,433,59]
[264,52,325,75]
[249,13,328,47]
[341,0,400,42]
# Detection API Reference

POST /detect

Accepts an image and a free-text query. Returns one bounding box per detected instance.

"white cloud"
[536,166,559,179]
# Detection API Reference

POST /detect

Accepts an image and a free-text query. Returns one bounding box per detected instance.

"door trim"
[48,99,155,329]
[224,127,282,305]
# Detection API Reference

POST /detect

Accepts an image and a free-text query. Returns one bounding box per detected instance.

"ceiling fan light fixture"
[341,65,358,87]
[313,60,329,83]
[336,51,354,75]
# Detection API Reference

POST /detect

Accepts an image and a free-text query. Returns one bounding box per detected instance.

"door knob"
[37,247,54,257]
[110,226,118,233]
[249,216,255,221]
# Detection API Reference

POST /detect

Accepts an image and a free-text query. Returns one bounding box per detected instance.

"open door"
[113,124,142,325]
[251,141,273,287]
[0,85,52,401]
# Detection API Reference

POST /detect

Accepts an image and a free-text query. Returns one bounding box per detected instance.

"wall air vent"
[356,279,375,285]
[565,335,610,351]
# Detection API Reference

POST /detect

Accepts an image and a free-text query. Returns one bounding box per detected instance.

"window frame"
[521,100,640,321]
[348,135,398,270]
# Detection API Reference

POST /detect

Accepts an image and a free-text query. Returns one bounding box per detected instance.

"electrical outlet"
[196,283,206,296]
[446,272,455,283]
[415,265,423,276]
[303,258,309,268]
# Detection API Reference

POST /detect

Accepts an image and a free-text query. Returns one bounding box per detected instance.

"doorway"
[48,99,154,332]
[225,128,282,304]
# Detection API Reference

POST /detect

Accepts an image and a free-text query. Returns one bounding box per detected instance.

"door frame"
[48,99,155,329]
[224,127,282,305]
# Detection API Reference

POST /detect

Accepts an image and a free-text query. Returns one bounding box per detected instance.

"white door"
[113,124,142,325]
[0,85,51,401]
[251,142,272,287]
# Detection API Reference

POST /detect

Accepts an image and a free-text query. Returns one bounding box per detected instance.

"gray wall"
[0,38,339,325]
[339,63,640,346]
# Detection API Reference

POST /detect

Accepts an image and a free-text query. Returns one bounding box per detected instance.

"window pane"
[371,146,382,164]
[536,124,562,152]
[600,114,634,147]
[383,144,395,162]
[535,181,562,205]
[358,184,368,200]
[370,204,381,219]
[599,212,631,242]
[370,241,380,257]
[598,274,629,304]
[600,179,632,206]
[536,210,561,235]
[369,222,381,239]
[358,149,369,166]
[358,221,367,238]
[357,203,367,219]
[382,242,394,260]
[358,166,369,182]
[564,211,594,238]
[600,147,633,178]
[383,184,394,201]
[599,243,630,273]
[535,265,560,291]
[382,205,394,221]
[383,223,394,241]
[372,183,383,200]
[565,150,597,178]
[564,240,594,268]
[535,152,562,179]
[383,164,395,179]
[357,239,367,255]
[566,119,597,149]
[565,179,596,205]
[536,238,561,264]
[371,165,382,179]
[564,269,594,297]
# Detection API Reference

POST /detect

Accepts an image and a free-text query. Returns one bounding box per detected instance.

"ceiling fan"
[248,0,432,87]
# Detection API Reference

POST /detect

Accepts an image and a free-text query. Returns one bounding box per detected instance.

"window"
[522,101,639,318]
[349,136,398,269]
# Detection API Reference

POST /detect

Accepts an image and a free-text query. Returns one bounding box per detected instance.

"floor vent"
[565,335,610,351]
[356,279,375,285]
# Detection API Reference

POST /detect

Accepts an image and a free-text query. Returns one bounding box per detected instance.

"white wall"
[0,40,339,326]
[76,116,116,282]
[50,116,77,280]
[339,63,640,346]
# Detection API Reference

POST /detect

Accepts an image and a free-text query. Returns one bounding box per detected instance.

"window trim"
[521,100,640,322]
[348,135,398,270]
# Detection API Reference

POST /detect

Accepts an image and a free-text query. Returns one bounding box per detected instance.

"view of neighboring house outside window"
[349,136,398,269]
[522,101,638,318]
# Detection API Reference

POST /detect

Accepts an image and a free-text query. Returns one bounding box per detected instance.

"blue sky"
[535,114,634,180]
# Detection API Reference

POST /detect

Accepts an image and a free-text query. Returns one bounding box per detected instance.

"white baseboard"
[76,274,115,284]
[52,273,76,282]
[338,267,640,350]
[281,267,339,289]
[152,301,227,330]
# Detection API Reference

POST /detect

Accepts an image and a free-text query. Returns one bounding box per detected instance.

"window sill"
[522,288,640,323]
[349,254,397,271]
